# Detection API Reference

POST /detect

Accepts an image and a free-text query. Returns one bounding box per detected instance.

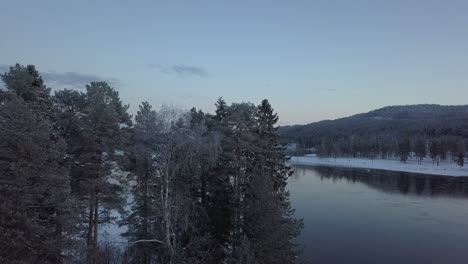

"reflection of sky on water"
[289,166,468,264]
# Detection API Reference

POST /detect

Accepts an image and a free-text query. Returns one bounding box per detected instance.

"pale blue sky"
[1,0,467,124]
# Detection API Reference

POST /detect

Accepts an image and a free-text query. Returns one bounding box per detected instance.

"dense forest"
[280,105,468,166]
[0,64,302,264]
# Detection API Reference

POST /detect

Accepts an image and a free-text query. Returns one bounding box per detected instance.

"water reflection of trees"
[293,165,468,198]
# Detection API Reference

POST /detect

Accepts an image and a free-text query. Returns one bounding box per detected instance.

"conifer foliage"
[0,64,70,264]
[0,64,302,263]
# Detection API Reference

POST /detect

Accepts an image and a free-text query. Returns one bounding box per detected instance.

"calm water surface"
[289,165,468,264]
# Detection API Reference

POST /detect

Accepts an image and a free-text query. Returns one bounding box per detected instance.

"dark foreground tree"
[80,82,132,263]
[0,63,302,263]
[54,81,131,263]
[0,65,70,263]
[0,64,53,119]
[124,102,161,263]
[244,99,303,263]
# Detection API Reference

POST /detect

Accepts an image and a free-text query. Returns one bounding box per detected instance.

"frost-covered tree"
[209,99,302,263]
[0,66,70,263]
[124,102,161,263]
[220,102,257,259]
[243,99,303,263]
[83,82,132,263]
[54,82,132,263]
[0,64,53,119]
[0,63,303,263]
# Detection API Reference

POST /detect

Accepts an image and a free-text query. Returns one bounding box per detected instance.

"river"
[289,165,468,264]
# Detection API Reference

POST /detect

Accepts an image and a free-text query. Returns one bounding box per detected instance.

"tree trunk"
[164,159,174,263]
[87,193,95,264]
[54,209,64,264]
[143,170,149,264]
[201,165,207,207]
[232,163,238,257]
[93,193,99,264]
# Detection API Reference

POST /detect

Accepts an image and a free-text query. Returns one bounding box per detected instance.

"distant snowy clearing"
[289,156,468,177]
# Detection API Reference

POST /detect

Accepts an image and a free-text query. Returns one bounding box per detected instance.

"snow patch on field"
[289,156,468,177]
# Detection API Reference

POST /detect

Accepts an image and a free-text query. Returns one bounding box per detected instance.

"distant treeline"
[280,105,468,166]
[316,135,465,166]
[0,64,301,264]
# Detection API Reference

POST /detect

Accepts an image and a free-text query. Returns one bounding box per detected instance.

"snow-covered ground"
[289,156,468,177]
[99,163,132,248]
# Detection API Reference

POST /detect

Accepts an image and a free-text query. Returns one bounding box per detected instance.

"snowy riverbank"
[289,156,468,177]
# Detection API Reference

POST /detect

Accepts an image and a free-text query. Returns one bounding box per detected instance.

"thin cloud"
[0,64,118,89]
[151,64,208,78]
[314,87,338,92]
[43,71,118,89]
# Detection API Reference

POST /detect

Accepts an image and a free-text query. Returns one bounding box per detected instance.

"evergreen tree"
[0,67,70,263]
[0,96,69,263]
[0,63,305,263]
[222,102,257,259]
[53,89,87,138]
[60,82,132,263]
[244,99,303,263]
[205,98,234,251]
[398,138,411,163]
[455,139,465,167]
[214,97,228,122]
[124,102,161,263]
[429,139,440,166]
[0,64,52,118]
[415,139,426,165]
[179,108,225,263]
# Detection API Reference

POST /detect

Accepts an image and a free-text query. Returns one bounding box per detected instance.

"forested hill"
[280,104,468,151]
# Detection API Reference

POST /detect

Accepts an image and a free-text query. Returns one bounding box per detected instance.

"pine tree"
[243,99,302,264]
[174,107,224,263]
[415,139,426,165]
[214,97,228,122]
[59,82,132,263]
[0,97,68,264]
[124,102,161,263]
[53,89,87,138]
[221,102,257,259]
[0,66,70,263]
[205,98,233,250]
[1,64,55,121]
[429,139,440,166]
[0,66,306,263]
[398,138,411,163]
[455,139,465,167]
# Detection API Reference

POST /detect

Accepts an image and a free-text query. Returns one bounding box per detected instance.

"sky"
[1,0,467,125]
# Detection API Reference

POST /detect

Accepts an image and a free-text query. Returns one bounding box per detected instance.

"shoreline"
[289,156,468,177]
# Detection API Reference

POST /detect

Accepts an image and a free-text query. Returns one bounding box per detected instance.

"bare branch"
[127,239,164,244]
